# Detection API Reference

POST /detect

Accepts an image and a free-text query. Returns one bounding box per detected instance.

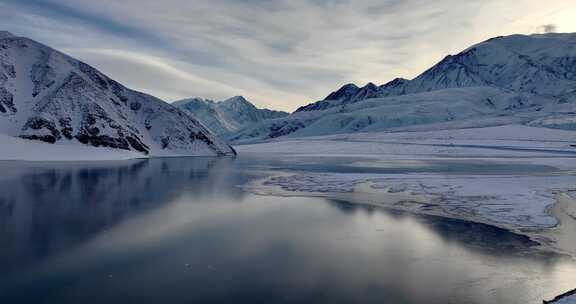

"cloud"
[66,48,312,110]
[539,24,557,33]
[2,0,576,111]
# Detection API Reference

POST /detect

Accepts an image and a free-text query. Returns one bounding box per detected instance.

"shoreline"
[246,175,576,258]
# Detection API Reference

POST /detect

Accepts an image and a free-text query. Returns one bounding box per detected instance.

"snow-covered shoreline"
[0,134,229,161]
[0,134,146,161]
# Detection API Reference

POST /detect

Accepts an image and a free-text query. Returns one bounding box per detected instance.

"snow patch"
[0,134,144,161]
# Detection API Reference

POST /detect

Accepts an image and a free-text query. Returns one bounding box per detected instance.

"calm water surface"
[0,156,575,304]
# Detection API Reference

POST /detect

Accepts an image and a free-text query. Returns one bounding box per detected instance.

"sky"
[1,0,575,112]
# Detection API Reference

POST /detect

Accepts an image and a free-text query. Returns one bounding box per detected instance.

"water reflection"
[325,200,545,256]
[0,158,240,273]
[0,157,574,304]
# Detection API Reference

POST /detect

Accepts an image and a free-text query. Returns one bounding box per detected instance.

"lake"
[0,156,575,304]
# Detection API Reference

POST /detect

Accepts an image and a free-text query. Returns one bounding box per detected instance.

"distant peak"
[324,83,360,100]
[227,95,248,101]
[341,83,359,89]
[382,78,409,87]
[222,96,251,105]
[220,96,260,112]
[362,82,378,89]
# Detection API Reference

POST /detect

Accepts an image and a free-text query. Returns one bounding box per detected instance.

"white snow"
[237,125,576,158]
[0,134,144,161]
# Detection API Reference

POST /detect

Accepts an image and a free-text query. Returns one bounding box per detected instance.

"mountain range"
[0,31,235,157]
[2,30,576,157]
[229,33,576,143]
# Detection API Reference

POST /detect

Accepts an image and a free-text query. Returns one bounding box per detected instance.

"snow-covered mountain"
[297,33,576,113]
[0,31,235,158]
[231,33,576,143]
[173,96,288,136]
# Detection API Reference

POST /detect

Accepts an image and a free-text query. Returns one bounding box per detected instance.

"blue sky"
[1,0,574,111]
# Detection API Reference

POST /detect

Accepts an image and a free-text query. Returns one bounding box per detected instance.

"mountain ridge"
[295,33,576,113]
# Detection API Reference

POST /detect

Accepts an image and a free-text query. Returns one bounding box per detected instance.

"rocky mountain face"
[0,31,235,157]
[230,33,576,142]
[174,96,288,136]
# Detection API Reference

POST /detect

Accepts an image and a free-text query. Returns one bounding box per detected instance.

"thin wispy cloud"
[539,24,558,33]
[1,0,575,111]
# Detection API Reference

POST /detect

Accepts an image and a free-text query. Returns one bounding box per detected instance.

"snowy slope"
[231,86,563,142]
[0,134,144,161]
[237,125,576,158]
[0,31,235,158]
[173,96,287,136]
[231,33,576,142]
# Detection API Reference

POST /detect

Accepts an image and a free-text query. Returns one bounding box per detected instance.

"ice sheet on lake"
[261,172,576,230]
[240,125,576,230]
